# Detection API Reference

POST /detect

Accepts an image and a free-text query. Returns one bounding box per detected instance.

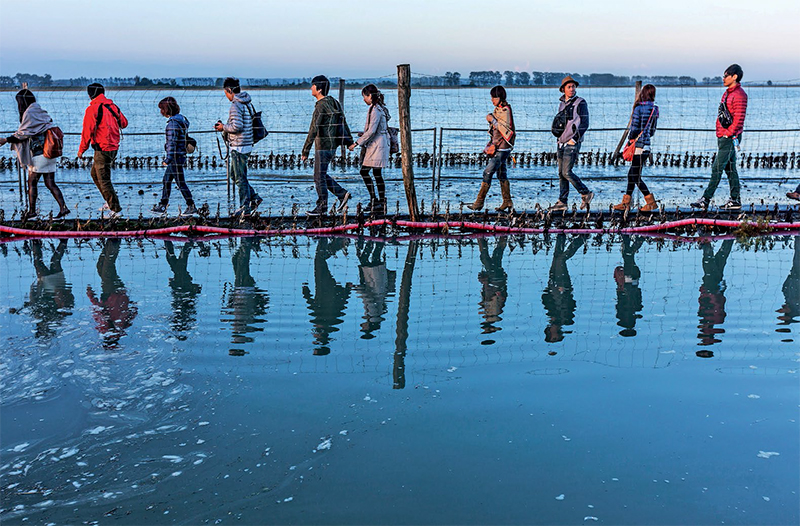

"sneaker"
[231,207,250,219]
[108,210,123,219]
[306,206,326,217]
[98,203,111,212]
[337,192,351,213]
[721,199,742,211]
[580,192,594,210]
[690,197,709,210]
[250,195,263,211]
[151,203,167,214]
[181,204,198,216]
[548,201,568,212]
[786,192,800,201]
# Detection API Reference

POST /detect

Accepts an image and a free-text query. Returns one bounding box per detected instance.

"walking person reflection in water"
[477,237,509,338]
[697,239,734,353]
[614,236,645,337]
[22,239,74,340]
[354,239,396,339]
[86,239,137,350]
[302,237,352,355]
[776,237,800,335]
[164,241,202,340]
[222,238,269,356]
[542,234,586,343]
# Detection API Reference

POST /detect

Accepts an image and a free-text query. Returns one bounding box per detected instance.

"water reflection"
[354,239,396,339]
[302,238,352,355]
[542,234,586,343]
[776,236,800,335]
[614,235,645,337]
[23,239,74,340]
[697,239,734,351]
[477,237,508,338]
[86,239,138,350]
[393,240,419,389]
[164,240,202,340]
[221,238,269,355]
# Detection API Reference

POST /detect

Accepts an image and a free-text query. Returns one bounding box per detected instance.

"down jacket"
[164,114,190,165]
[222,92,254,149]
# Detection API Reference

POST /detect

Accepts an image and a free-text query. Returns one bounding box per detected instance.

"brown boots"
[495,180,513,212]
[612,194,632,211]
[612,193,658,212]
[466,182,490,210]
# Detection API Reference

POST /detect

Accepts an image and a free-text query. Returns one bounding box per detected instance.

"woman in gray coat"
[349,84,390,215]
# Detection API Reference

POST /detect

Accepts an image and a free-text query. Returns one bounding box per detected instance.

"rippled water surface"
[1,235,798,525]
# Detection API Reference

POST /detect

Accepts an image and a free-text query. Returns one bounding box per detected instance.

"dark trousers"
[703,137,740,201]
[359,167,385,201]
[625,153,650,196]
[160,163,194,206]
[314,149,347,208]
[91,149,121,212]
[556,143,589,203]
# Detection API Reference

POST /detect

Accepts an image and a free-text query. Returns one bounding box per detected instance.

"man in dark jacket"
[78,83,128,218]
[550,76,592,212]
[301,75,353,216]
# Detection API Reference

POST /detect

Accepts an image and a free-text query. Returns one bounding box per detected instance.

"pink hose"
[1,218,799,239]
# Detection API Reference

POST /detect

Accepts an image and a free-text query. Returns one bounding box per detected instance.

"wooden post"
[338,78,346,164]
[397,64,419,220]
[431,129,437,191]
[611,80,642,165]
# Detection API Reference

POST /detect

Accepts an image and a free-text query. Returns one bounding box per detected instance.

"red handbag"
[43,126,64,159]
[622,106,656,162]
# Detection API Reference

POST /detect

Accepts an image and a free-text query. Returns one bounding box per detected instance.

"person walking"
[613,84,660,212]
[467,85,516,212]
[152,97,197,215]
[691,64,748,211]
[550,76,592,212]
[348,84,390,215]
[214,77,262,218]
[78,83,128,218]
[301,75,353,216]
[0,89,69,220]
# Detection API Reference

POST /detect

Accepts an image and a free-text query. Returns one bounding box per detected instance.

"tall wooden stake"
[397,64,419,220]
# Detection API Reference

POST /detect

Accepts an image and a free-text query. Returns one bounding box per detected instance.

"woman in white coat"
[349,84,390,215]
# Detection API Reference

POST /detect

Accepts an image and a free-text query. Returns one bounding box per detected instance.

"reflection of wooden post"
[338,78,346,164]
[397,64,419,220]
[393,240,419,389]
[612,80,643,165]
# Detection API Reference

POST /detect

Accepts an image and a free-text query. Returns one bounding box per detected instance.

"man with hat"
[550,75,592,212]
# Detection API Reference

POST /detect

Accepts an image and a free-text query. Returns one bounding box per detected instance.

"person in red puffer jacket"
[78,83,129,218]
[691,64,747,211]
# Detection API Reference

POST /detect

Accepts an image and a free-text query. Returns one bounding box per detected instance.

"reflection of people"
[354,240,396,339]
[222,238,269,353]
[23,239,74,340]
[302,238,352,355]
[164,241,202,340]
[86,239,137,349]
[614,236,645,337]
[477,237,508,335]
[776,237,800,330]
[542,234,585,342]
[697,239,734,348]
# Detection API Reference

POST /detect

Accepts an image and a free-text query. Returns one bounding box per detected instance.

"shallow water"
[1,235,798,525]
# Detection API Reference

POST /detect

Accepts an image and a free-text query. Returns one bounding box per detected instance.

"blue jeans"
[314,149,347,208]
[160,163,194,205]
[557,143,589,203]
[482,149,510,184]
[229,150,259,210]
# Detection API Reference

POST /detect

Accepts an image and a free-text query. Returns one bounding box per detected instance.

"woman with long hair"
[348,84,390,215]
[152,96,197,215]
[467,85,515,212]
[0,89,69,220]
[613,84,659,212]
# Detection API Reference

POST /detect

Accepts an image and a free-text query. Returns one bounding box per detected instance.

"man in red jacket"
[78,83,129,217]
[691,64,747,211]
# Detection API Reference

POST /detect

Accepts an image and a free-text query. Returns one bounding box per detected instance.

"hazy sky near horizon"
[1,0,798,81]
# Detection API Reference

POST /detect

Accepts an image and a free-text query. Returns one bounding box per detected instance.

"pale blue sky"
[1,0,798,80]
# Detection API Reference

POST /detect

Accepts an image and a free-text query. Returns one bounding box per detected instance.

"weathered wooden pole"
[611,80,643,165]
[338,78,346,163]
[397,64,419,220]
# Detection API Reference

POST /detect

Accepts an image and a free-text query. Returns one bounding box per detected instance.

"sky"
[1,0,798,81]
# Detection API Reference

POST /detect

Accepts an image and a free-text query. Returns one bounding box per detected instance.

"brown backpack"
[43,126,64,159]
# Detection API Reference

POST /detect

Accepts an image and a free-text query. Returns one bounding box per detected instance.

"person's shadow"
[477,237,508,339]
[776,236,800,336]
[542,234,586,343]
[221,237,269,355]
[23,239,74,340]
[696,239,734,354]
[302,237,353,356]
[164,240,202,341]
[354,239,396,339]
[614,235,645,337]
[86,239,137,350]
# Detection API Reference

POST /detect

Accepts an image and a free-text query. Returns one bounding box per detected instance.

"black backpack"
[245,103,268,144]
[551,101,575,137]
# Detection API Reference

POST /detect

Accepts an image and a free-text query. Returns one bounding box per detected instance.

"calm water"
[1,234,798,524]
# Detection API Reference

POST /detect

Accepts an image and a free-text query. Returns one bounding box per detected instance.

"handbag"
[388,127,399,155]
[43,126,64,159]
[622,106,656,162]
[186,135,197,154]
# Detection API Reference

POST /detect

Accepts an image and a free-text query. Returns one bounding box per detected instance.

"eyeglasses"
[723,73,732,78]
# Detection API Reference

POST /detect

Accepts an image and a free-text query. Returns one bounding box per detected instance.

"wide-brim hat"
[559,76,579,92]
